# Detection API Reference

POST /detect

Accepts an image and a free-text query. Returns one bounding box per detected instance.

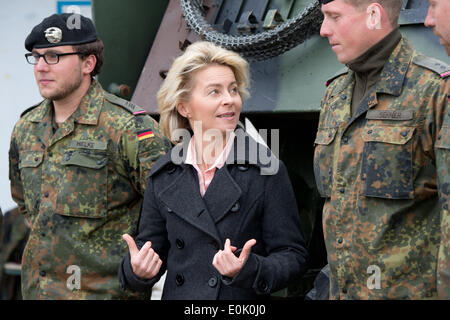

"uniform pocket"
[314,127,338,197]
[56,149,108,218]
[19,151,44,215]
[361,125,415,199]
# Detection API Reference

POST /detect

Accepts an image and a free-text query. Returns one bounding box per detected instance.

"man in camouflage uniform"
[315,0,449,299]
[425,0,450,300]
[8,13,170,299]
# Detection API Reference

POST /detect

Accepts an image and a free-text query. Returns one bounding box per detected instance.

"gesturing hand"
[123,234,162,279]
[212,238,257,278]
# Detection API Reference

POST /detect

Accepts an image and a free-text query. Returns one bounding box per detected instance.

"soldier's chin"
[40,90,69,101]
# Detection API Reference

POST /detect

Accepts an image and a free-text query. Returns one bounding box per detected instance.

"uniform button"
[339,188,345,194]
[175,274,184,286]
[342,136,349,144]
[342,288,348,294]
[44,193,49,198]
[208,276,218,288]
[96,160,104,165]
[48,152,53,157]
[340,94,347,100]
[175,239,184,249]
[39,270,46,277]
[167,207,173,213]
[34,157,39,162]
[64,154,71,161]
[337,237,343,244]
[400,131,409,137]
[41,144,46,150]
[237,165,249,172]
[367,130,373,135]
[230,202,240,212]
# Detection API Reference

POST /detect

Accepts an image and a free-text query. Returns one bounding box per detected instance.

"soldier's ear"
[366,3,382,30]
[82,54,97,75]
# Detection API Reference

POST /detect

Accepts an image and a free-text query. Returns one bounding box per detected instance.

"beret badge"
[44,27,63,44]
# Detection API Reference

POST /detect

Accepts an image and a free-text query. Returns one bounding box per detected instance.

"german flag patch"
[137,130,154,141]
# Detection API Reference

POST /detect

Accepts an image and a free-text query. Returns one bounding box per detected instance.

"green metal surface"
[92,0,170,98]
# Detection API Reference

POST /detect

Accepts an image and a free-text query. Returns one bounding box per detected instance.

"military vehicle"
[91,0,449,299]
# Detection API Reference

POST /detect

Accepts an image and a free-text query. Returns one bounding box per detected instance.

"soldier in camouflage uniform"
[8,13,170,299]
[315,0,449,299]
[425,0,450,300]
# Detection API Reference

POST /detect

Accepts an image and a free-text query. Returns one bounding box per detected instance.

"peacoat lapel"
[202,165,242,224]
[158,163,222,244]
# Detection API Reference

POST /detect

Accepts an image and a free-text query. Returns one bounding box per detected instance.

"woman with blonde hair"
[119,41,308,300]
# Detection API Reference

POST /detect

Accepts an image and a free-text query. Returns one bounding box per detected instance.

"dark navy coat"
[119,129,308,300]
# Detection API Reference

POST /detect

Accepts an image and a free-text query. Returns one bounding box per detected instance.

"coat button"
[211,240,220,250]
[39,270,46,277]
[257,280,268,292]
[167,164,176,174]
[230,202,240,212]
[208,276,218,288]
[175,239,184,249]
[237,165,249,172]
[175,274,184,286]
[337,237,343,244]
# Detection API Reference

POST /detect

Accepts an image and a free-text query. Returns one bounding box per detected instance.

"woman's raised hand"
[123,234,162,279]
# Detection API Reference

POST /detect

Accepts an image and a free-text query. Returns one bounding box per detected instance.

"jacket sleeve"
[223,161,309,295]
[119,115,171,196]
[436,80,450,299]
[9,128,27,217]
[118,175,169,293]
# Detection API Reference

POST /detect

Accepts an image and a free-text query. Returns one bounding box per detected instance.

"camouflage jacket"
[314,38,449,299]
[8,80,171,299]
[436,92,450,300]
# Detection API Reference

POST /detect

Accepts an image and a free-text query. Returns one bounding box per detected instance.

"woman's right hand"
[123,234,162,279]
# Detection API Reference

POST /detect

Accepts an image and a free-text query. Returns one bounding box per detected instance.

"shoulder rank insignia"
[413,54,450,77]
[326,67,349,87]
[104,92,148,116]
[20,100,45,118]
[137,130,154,141]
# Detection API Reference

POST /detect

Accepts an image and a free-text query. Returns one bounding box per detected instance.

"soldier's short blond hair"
[157,41,250,143]
[345,0,403,27]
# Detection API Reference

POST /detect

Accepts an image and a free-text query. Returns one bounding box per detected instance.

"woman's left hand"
[212,238,256,278]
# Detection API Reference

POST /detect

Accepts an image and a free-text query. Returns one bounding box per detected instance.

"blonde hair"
[157,41,250,143]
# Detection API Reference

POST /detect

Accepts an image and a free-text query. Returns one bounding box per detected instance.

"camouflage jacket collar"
[27,79,105,125]
[373,37,412,96]
[333,37,413,98]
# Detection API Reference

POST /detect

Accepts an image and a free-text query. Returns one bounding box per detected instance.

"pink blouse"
[185,132,236,197]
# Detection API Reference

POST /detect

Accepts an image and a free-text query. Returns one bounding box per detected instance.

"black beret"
[25,13,97,52]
